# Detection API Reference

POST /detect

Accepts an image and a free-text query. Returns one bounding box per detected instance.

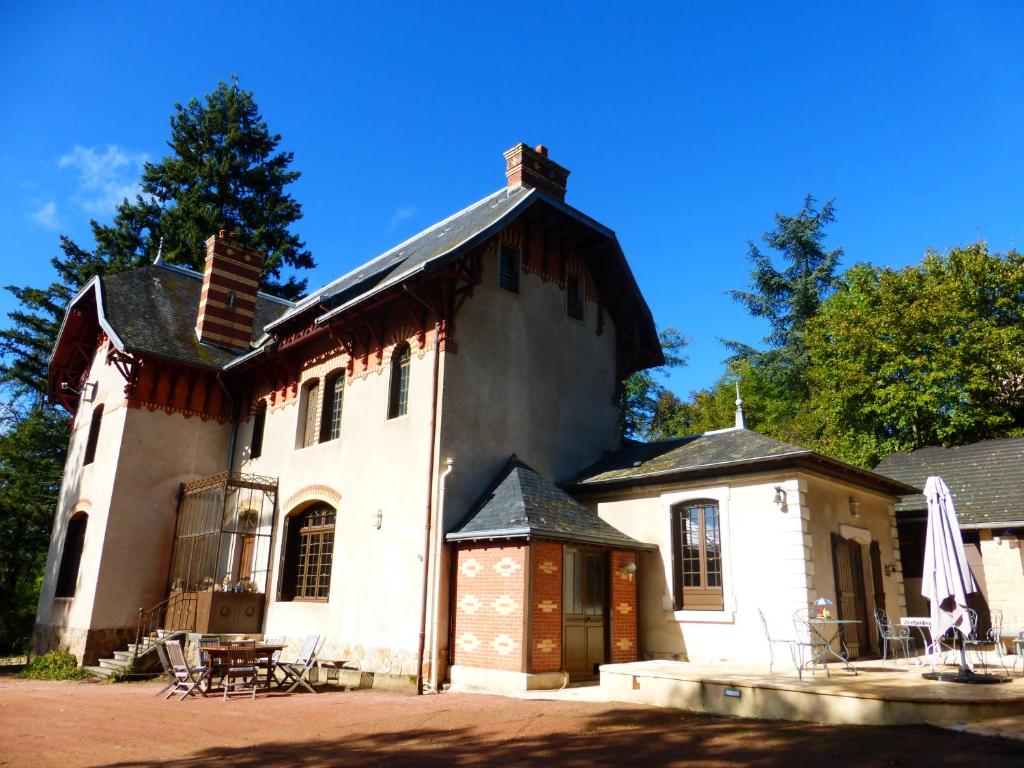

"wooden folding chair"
[276,635,320,693]
[223,642,259,701]
[154,641,177,697]
[165,640,209,701]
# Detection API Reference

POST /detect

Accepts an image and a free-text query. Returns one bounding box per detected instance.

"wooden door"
[238,534,256,582]
[831,534,871,657]
[563,548,607,680]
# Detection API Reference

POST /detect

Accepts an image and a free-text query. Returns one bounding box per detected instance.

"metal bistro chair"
[962,608,1009,675]
[1013,631,1024,674]
[276,635,321,694]
[223,640,259,701]
[165,640,209,701]
[757,608,800,678]
[874,609,916,663]
[792,608,831,679]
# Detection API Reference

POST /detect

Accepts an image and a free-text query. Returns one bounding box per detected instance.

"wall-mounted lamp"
[884,563,897,577]
[848,496,861,518]
[374,509,383,530]
[61,380,98,401]
[773,487,787,511]
[623,561,637,582]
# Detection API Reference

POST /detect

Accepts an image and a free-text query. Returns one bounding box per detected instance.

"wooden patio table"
[202,644,285,691]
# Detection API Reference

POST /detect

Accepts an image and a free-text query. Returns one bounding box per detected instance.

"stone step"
[113,651,134,663]
[98,657,130,672]
[85,665,114,679]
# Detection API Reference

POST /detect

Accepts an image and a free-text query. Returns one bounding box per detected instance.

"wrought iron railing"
[131,592,198,667]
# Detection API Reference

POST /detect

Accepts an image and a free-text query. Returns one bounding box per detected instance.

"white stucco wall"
[591,467,906,664]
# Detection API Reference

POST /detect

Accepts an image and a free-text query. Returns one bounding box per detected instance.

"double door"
[563,548,607,680]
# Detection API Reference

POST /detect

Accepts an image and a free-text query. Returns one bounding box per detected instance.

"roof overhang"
[445,526,657,551]
[570,452,920,500]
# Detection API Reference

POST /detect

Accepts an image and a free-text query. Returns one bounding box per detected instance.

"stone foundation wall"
[32,623,135,666]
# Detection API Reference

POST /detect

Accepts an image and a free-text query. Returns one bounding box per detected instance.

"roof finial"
[153,236,165,265]
[734,381,745,429]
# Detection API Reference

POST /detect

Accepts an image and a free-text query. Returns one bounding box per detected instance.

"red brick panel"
[609,550,638,663]
[530,540,563,674]
[451,542,527,672]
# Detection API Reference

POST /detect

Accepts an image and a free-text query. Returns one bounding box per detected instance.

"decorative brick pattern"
[609,550,639,663]
[530,540,563,674]
[451,543,526,672]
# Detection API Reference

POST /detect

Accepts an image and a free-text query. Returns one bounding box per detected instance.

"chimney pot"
[535,144,548,157]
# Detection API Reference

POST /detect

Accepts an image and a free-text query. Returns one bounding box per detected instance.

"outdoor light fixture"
[624,561,637,582]
[374,509,383,529]
[61,380,97,401]
[849,496,861,518]
[773,486,787,511]
[884,563,897,577]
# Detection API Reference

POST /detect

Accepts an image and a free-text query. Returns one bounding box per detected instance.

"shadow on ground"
[97,706,1022,768]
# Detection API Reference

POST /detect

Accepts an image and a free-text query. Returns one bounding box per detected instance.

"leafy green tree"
[804,243,1024,467]
[620,328,689,439]
[726,195,842,398]
[0,404,66,654]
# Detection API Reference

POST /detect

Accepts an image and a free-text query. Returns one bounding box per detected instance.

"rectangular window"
[300,380,320,448]
[671,501,724,611]
[320,375,344,442]
[83,405,103,465]
[566,274,584,320]
[499,245,520,293]
[250,401,266,459]
[388,344,410,419]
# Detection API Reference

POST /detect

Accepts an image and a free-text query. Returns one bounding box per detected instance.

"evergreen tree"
[620,328,689,439]
[725,195,842,397]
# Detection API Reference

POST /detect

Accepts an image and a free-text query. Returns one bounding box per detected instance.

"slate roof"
[100,263,292,369]
[874,437,1024,527]
[570,428,917,497]
[447,457,655,550]
[269,185,538,331]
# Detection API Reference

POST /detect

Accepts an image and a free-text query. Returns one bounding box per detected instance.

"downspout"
[428,457,455,693]
[416,321,443,695]
[215,372,238,473]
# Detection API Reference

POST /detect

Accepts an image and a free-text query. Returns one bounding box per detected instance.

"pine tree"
[725,195,842,398]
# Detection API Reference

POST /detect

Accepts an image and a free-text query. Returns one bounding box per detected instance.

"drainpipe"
[215,372,238,474]
[428,457,455,693]
[415,321,443,695]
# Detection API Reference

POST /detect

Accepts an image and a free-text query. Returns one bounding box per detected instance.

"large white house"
[36,143,915,691]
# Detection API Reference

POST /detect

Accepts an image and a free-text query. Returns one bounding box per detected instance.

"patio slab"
[600,659,1024,726]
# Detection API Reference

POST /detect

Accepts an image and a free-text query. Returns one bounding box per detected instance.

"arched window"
[298,379,320,448]
[250,400,267,459]
[281,503,336,601]
[55,513,88,598]
[670,499,723,611]
[387,343,411,419]
[83,405,103,465]
[320,372,344,442]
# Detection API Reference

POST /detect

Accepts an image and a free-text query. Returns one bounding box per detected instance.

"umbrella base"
[922,670,1012,685]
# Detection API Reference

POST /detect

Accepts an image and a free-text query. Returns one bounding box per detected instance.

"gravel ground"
[1,675,1021,767]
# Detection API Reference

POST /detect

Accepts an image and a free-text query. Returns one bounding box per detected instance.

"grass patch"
[18,651,90,681]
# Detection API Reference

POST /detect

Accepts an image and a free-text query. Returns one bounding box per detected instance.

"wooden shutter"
[869,540,886,617]
[670,508,683,610]
[303,381,320,448]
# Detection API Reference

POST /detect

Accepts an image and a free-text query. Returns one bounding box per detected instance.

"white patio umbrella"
[920,476,1007,683]
[921,475,976,642]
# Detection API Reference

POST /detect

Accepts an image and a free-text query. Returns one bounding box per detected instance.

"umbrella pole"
[957,630,970,680]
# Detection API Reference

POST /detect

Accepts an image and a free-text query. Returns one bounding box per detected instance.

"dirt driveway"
[0,676,1021,767]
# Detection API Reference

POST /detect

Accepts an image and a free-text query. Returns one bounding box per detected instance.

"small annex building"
[569,424,917,665]
[875,437,1024,631]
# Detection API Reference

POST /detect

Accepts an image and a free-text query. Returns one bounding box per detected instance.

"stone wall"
[979,531,1024,629]
[31,622,135,666]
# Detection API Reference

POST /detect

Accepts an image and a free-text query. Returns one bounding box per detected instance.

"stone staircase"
[85,629,184,680]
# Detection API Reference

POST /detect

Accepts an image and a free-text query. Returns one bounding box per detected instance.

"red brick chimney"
[195,230,264,350]
[503,143,570,201]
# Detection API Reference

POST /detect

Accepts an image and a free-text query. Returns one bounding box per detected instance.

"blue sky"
[2,2,1023,397]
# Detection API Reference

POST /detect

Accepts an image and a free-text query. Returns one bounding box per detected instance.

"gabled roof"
[570,428,918,498]
[49,263,293,403]
[874,437,1024,527]
[447,457,655,550]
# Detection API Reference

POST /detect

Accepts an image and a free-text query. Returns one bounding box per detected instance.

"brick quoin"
[451,542,526,672]
[530,540,563,674]
[609,550,639,663]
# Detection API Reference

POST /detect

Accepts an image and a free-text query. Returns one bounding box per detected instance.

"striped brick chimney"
[503,143,570,201]
[195,230,263,350]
